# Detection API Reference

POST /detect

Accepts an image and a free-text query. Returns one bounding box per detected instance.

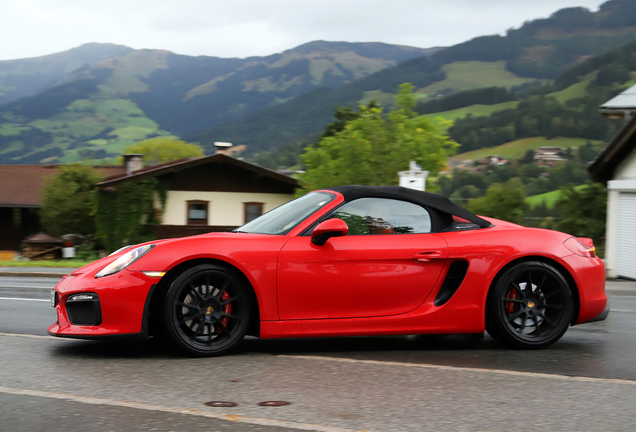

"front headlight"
[95,245,154,278]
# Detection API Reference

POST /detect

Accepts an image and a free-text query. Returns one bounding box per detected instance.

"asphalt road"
[1,275,636,431]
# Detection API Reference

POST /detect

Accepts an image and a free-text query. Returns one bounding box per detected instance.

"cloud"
[0,0,608,61]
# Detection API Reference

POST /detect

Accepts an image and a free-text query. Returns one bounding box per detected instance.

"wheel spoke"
[176,302,199,310]
[220,296,239,305]
[221,313,241,321]
[194,321,206,337]
[214,317,228,332]
[532,314,541,336]
[205,275,212,299]
[528,271,533,291]
[507,309,525,323]
[544,290,561,300]
[207,323,213,343]
[190,284,205,303]
[537,274,547,292]
[503,298,525,305]
[544,304,563,310]
[540,313,557,329]
[510,282,525,298]
[214,280,230,301]
[178,311,203,325]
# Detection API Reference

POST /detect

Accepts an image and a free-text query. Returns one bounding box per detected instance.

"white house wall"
[605,146,636,277]
[162,191,294,226]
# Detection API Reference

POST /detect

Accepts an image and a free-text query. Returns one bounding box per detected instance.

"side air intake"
[434,261,469,306]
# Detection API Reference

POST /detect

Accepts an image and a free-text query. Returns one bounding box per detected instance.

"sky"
[0,0,609,61]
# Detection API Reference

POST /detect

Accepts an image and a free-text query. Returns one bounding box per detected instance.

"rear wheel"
[486,261,573,349]
[163,264,250,357]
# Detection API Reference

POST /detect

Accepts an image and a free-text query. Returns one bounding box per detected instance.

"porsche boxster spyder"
[49,185,608,356]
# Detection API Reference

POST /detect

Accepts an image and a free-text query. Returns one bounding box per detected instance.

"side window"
[330,198,431,235]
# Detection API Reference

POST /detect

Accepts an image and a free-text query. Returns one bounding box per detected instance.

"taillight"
[564,237,596,258]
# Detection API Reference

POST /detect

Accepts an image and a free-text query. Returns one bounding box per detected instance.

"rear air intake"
[434,261,469,306]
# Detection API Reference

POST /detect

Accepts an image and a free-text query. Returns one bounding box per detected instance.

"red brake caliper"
[216,291,232,334]
[505,287,517,315]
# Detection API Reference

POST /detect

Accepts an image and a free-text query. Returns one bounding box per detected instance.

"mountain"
[0,43,133,106]
[187,0,636,157]
[0,41,438,164]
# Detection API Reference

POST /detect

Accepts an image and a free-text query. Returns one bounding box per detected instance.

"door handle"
[412,250,443,263]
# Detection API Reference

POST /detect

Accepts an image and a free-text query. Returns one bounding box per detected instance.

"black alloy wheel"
[163,264,250,357]
[486,261,573,349]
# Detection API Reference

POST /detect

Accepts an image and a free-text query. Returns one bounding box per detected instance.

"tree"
[40,165,103,237]
[299,83,458,192]
[556,182,606,246]
[122,138,204,166]
[467,178,529,224]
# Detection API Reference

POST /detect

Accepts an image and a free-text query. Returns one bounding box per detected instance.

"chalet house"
[0,164,124,251]
[0,153,298,252]
[590,84,636,279]
[96,153,299,239]
[535,146,565,166]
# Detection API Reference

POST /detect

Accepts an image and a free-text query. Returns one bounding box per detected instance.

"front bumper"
[561,254,608,325]
[48,269,157,338]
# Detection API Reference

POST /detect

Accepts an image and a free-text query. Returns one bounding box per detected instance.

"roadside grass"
[456,137,602,161]
[526,184,587,208]
[0,260,93,268]
[416,61,544,97]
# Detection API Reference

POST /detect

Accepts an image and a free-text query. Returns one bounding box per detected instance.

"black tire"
[162,264,250,357]
[486,261,573,349]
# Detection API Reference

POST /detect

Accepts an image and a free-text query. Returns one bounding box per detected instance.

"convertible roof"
[325,185,491,228]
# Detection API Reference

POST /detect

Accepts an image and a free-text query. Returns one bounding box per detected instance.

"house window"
[187,200,209,225]
[244,202,264,224]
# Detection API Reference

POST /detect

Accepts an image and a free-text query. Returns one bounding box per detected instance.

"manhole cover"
[205,401,237,408]
[258,401,291,407]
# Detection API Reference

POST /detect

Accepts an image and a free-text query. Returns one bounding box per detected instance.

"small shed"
[22,232,63,260]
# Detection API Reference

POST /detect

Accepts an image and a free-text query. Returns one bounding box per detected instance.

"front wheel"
[486,261,573,349]
[163,264,250,357]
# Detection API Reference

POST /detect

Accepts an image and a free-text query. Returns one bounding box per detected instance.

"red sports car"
[49,185,608,356]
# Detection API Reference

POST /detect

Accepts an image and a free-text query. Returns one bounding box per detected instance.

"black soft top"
[325,185,491,228]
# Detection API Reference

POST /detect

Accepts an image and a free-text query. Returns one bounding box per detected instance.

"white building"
[590,84,636,279]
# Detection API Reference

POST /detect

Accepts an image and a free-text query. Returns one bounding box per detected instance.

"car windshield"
[234,191,336,235]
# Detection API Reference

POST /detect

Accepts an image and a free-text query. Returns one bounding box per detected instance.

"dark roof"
[325,185,491,227]
[23,232,62,244]
[97,154,299,188]
[589,114,636,183]
[0,165,125,208]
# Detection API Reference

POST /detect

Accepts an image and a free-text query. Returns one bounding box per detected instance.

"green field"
[417,61,545,97]
[2,97,173,164]
[526,184,587,208]
[418,101,519,122]
[456,137,602,161]
[547,80,591,103]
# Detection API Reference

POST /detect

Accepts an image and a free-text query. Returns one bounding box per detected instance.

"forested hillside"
[0,41,435,164]
[188,0,636,157]
[0,43,133,106]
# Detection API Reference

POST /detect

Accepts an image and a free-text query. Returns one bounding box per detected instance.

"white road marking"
[282,355,636,386]
[0,297,49,302]
[611,309,636,313]
[0,386,366,432]
[0,332,53,340]
[0,286,54,289]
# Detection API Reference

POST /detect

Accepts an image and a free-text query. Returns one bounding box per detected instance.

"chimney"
[214,142,232,155]
[123,154,144,176]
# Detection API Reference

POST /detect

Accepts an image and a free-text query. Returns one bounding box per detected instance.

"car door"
[277,198,448,320]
